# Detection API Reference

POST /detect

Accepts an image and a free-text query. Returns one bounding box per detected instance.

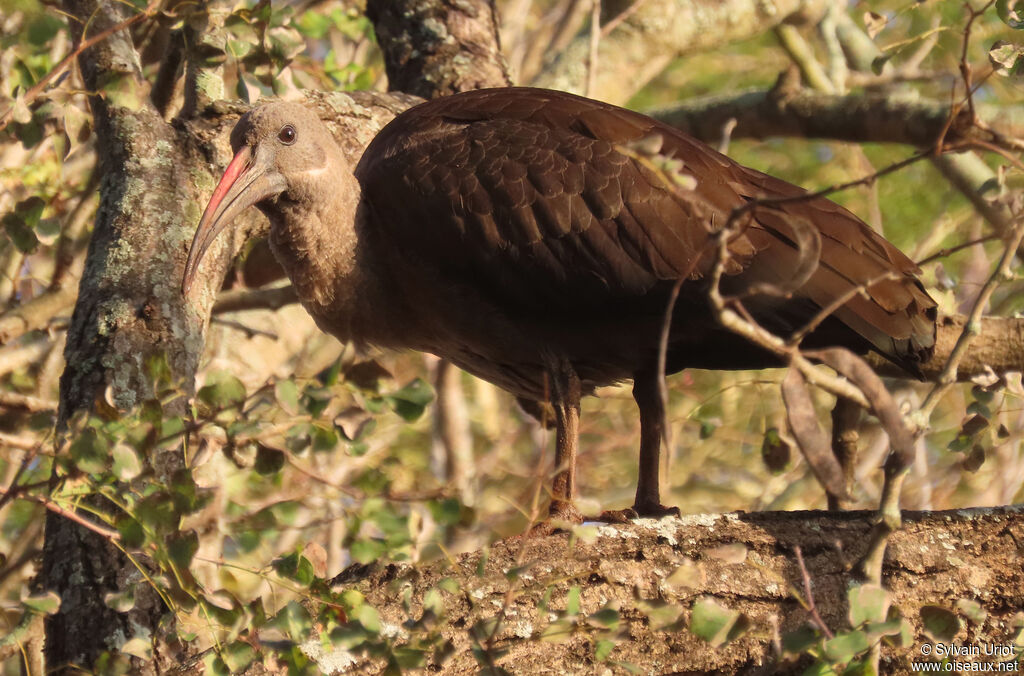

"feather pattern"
[355,87,936,396]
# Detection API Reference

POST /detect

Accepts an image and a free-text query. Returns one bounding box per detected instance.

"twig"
[957,1,996,124]
[704,214,871,409]
[0,432,39,451]
[0,284,78,347]
[919,215,1024,418]
[22,493,121,541]
[212,285,298,315]
[586,0,600,99]
[0,391,56,413]
[786,271,900,348]
[915,233,998,266]
[774,23,836,94]
[793,545,833,639]
[656,278,684,463]
[209,317,279,341]
[600,0,649,37]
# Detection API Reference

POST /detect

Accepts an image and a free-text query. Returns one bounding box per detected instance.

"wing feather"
[356,87,936,371]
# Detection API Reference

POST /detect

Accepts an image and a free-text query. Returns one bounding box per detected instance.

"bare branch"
[651,90,1022,151]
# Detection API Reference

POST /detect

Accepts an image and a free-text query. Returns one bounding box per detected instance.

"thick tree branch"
[310,507,1024,674]
[867,315,1024,380]
[366,0,510,98]
[652,89,1023,150]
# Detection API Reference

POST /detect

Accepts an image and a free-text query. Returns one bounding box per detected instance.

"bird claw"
[523,500,585,536]
[593,503,681,523]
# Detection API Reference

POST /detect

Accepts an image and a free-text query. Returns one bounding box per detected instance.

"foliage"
[2,0,1024,673]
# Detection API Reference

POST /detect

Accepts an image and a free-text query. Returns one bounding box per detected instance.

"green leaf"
[761,426,791,473]
[302,385,333,417]
[848,584,889,626]
[350,538,385,564]
[136,493,179,534]
[428,498,462,526]
[392,646,427,670]
[69,427,109,473]
[204,653,230,676]
[587,606,621,630]
[689,597,747,646]
[2,196,45,253]
[635,597,683,632]
[823,630,870,663]
[356,603,381,634]
[841,660,874,676]
[198,372,247,410]
[254,444,286,475]
[275,379,301,415]
[144,353,173,393]
[310,424,340,452]
[803,663,838,676]
[117,516,145,548]
[920,605,961,642]
[594,639,616,662]
[165,530,199,571]
[22,591,61,615]
[222,641,257,672]
[273,552,315,587]
[111,443,143,481]
[955,598,987,624]
[782,625,819,655]
[270,601,312,641]
[998,0,1024,29]
[384,378,435,422]
[121,637,152,660]
[423,588,444,617]
[863,618,906,642]
[566,586,581,616]
[104,588,136,612]
[540,617,575,643]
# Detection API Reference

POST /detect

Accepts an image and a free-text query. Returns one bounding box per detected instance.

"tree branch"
[652,88,1022,150]
[310,507,1024,674]
[366,0,510,98]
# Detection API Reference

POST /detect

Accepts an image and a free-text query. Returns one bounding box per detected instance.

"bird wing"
[356,87,935,369]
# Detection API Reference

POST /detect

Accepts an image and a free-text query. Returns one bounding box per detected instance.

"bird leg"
[545,354,583,524]
[599,367,680,522]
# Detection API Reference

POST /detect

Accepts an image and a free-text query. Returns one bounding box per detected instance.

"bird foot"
[593,503,681,523]
[526,500,584,535]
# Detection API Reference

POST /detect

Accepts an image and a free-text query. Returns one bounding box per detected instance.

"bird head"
[182,102,338,295]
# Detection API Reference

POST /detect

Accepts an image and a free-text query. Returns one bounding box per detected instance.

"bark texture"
[45,0,416,664]
[366,0,511,98]
[310,507,1024,674]
[652,90,1023,151]
[867,315,1024,381]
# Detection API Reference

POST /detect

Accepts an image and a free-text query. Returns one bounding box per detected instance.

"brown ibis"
[183,87,936,522]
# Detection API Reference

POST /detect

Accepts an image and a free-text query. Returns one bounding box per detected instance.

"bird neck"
[267,168,382,342]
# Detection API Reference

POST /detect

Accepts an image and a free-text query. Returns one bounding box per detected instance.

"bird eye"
[278,125,296,145]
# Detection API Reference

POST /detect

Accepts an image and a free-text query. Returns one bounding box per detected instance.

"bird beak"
[182,145,287,295]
